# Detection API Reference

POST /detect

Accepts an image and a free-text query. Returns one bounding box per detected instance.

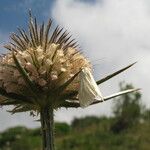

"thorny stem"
[40,106,54,150]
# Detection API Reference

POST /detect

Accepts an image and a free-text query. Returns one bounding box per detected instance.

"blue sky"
[0,0,97,32]
[0,0,54,32]
[0,0,150,131]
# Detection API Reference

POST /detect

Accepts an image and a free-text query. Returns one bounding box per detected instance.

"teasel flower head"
[0,12,139,115]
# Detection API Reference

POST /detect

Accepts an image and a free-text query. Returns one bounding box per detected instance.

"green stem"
[40,110,46,150]
[40,106,55,150]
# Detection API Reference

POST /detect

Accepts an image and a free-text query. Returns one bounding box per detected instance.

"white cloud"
[0,107,40,131]
[51,0,150,122]
[1,0,150,130]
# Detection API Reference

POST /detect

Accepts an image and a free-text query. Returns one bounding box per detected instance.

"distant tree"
[0,126,27,148]
[55,122,70,137]
[142,109,150,122]
[71,116,100,130]
[111,82,142,133]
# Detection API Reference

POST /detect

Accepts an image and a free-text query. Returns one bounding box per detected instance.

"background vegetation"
[0,83,149,150]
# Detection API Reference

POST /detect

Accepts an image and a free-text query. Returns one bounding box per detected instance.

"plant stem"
[40,106,54,150]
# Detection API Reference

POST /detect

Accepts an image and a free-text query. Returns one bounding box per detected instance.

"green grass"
[0,116,149,150]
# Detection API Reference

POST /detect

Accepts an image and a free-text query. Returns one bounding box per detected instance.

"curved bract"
[0,12,138,115]
[0,12,91,113]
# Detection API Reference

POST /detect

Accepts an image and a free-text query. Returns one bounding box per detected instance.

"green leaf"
[96,62,137,85]
[60,88,140,108]
[12,52,40,97]
[59,100,80,108]
[60,91,78,100]
[0,87,32,104]
[91,88,140,105]
[56,91,78,107]
[8,104,36,114]
[0,100,20,106]
[54,71,80,94]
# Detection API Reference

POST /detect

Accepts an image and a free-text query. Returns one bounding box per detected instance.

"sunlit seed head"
[59,58,66,63]
[60,68,67,72]
[14,70,20,77]
[70,74,74,77]
[51,74,58,80]
[0,12,91,111]
[38,66,46,75]
[45,59,53,68]
[18,77,25,85]
[4,82,17,93]
[57,49,64,57]
[25,62,36,72]
[36,46,43,54]
[38,78,47,86]
[67,47,76,55]
[37,56,44,64]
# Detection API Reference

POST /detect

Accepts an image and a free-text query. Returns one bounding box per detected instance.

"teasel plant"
[0,11,139,150]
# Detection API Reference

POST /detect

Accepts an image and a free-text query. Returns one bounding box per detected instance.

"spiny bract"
[0,12,138,115]
[0,12,91,114]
